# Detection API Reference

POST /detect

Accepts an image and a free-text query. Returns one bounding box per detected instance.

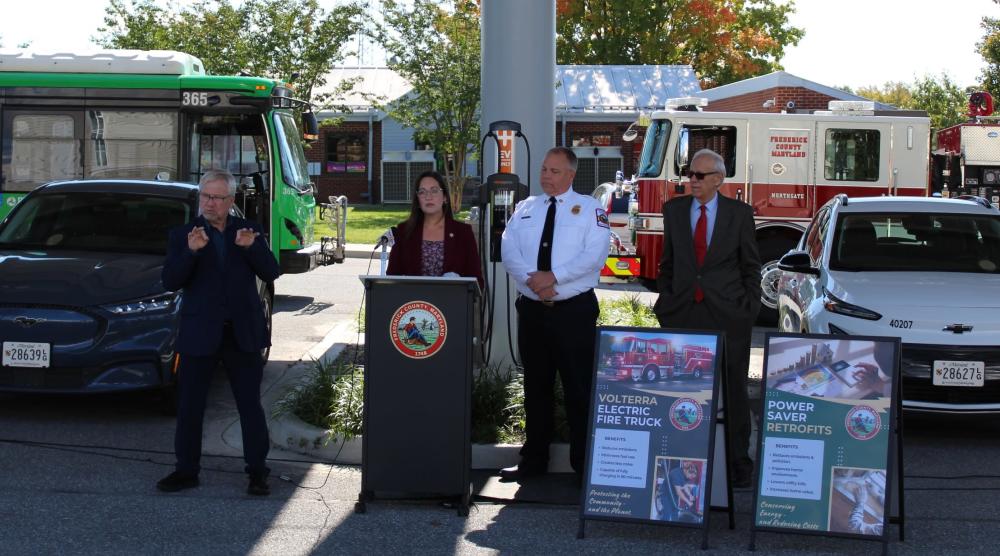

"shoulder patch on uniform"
[596,208,609,228]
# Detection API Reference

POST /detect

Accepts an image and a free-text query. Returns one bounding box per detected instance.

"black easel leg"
[576,518,586,539]
[896,401,905,542]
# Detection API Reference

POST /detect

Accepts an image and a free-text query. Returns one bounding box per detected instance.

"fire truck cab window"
[637,119,671,178]
[824,129,880,181]
[674,125,737,177]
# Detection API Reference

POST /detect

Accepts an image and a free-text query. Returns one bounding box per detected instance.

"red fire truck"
[932,92,1000,202]
[601,336,715,382]
[629,98,931,323]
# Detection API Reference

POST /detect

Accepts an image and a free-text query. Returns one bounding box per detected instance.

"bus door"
[185,113,271,234]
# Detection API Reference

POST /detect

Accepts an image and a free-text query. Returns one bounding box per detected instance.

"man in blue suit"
[156,169,281,496]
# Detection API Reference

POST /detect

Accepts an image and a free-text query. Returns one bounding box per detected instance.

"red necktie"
[694,204,707,302]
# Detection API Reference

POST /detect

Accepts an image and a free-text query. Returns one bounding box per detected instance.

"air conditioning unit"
[380,151,436,203]
[570,146,623,195]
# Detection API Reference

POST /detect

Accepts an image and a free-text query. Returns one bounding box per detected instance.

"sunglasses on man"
[686,171,720,180]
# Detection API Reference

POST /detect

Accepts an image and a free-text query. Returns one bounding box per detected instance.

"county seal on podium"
[390,300,447,359]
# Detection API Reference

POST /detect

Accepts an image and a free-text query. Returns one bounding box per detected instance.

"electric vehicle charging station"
[480,0,556,368]
[475,121,530,366]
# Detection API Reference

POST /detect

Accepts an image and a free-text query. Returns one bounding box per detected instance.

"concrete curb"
[345,243,381,259]
[270,405,572,471]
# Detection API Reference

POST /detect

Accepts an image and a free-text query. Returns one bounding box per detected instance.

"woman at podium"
[387,170,483,288]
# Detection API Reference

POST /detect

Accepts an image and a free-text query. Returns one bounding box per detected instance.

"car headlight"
[101,293,179,315]
[822,288,881,321]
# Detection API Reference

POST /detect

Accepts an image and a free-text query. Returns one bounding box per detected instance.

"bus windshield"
[273,112,311,193]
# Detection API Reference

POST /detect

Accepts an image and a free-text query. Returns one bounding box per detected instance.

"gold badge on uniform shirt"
[571,205,581,215]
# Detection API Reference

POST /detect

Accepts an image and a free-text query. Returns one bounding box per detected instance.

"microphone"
[377,227,396,248]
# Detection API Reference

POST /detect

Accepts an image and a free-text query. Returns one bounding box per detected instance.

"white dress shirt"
[501,188,610,300]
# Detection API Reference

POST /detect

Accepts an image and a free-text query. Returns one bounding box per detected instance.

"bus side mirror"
[302,111,319,143]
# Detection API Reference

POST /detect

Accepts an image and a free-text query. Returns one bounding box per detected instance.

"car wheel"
[756,234,801,326]
[643,365,659,382]
[693,367,703,379]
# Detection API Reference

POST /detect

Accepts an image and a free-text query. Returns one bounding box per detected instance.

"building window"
[825,129,880,181]
[325,133,367,174]
[571,133,612,147]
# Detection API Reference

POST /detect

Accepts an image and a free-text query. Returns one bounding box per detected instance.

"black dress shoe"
[248,475,270,496]
[157,471,199,492]
[499,461,547,480]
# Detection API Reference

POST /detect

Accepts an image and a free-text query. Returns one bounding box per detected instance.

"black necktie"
[537,197,556,271]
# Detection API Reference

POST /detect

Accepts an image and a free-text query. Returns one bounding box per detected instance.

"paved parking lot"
[2,256,1000,554]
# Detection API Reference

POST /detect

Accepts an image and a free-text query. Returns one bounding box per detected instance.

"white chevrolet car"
[776,195,1000,413]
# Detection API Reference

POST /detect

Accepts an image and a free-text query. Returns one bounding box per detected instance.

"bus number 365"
[182,92,209,107]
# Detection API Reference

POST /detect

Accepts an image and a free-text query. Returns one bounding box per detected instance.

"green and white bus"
[0,49,330,273]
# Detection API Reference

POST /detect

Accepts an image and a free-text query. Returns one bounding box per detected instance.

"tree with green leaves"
[856,75,968,145]
[855,82,914,111]
[910,74,968,131]
[371,0,480,208]
[979,1,1000,97]
[556,0,804,87]
[96,0,362,105]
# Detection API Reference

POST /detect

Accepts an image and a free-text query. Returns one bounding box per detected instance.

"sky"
[0,0,995,90]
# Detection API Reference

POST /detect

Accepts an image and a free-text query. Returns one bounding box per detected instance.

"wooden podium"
[355,275,480,516]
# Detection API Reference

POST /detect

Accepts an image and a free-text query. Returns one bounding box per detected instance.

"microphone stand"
[379,239,390,276]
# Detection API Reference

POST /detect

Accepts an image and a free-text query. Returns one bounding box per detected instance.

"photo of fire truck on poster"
[580,326,723,533]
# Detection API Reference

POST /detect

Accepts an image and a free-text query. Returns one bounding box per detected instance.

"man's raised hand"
[235,228,260,248]
[187,226,209,252]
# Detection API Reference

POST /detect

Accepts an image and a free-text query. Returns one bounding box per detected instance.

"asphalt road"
[1,258,1000,554]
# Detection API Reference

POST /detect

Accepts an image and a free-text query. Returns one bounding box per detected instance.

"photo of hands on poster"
[766,337,893,401]
[828,467,886,536]
[650,457,706,523]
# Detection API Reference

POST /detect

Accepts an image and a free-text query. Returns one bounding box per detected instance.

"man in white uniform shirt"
[500,147,610,481]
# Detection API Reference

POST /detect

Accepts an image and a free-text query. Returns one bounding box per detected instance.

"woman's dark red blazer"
[386,217,484,289]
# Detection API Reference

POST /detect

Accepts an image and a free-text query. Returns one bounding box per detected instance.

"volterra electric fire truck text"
[628,98,931,324]
[602,336,714,382]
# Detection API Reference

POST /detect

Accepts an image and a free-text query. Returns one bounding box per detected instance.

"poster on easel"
[750,332,901,550]
[579,326,727,541]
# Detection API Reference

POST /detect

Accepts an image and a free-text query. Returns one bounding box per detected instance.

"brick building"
[313,65,702,204]
[699,71,892,113]
[552,65,701,195]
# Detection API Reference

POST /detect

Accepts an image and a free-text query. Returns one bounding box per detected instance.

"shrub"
[598,293,658,327]
[273,357,364,442]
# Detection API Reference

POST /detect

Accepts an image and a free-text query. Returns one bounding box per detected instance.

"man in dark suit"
[157,169,281,496]
[653,149,761,488]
